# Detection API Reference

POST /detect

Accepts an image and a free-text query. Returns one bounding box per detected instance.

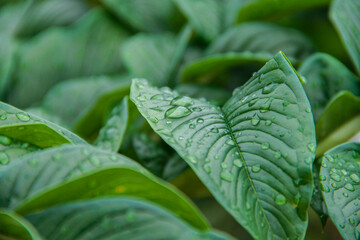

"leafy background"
[1,0,360,239]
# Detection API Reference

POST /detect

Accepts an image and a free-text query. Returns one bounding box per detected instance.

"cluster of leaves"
[0,0,360,239]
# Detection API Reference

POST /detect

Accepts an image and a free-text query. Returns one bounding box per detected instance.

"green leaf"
[0,145,209,231]
[42,75,131,138]
[0,209,43,240]
[299,53,360,121]
[176,84,231,106]
[94,97,129,152]
[15,0,90,38]
[316,91,360,157]
[207,22,315,61]
[26,197,232,240]
[8,9,129,108]
[181,22,314,83]
[101,0,183,32]
[173,0,223,41]
[319,142,360,240]
[234,0,330,23]
[0,101,86,148]
[120,26,192,87]
[330,0,360,75]
[131,52,316,239]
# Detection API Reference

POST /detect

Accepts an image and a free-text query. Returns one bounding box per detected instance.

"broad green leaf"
[299,53,360,121]
[173,0,223,41]
[330,0,360,75]
[234,0,330,23]
[8,9,129,108]
[316,91,360,157]
[176,84,231,106]
[132,133,188,181]
[0,145,209,230]
[94,97,129,152]
[0,101,86,148]
[101,0,183,32]
[26,197,232,240]
[42,75,131,138]
[0,209,43,240]
[319,142,360,240]
[131,52,316,239]
[310,160,328,227]
[120,26,192,87]
[15,0,90,38]
[207,22,315,61]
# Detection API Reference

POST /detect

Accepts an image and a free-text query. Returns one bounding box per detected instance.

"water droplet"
[0,114,7,120]
[319,175,326,181]
[192,107,202,112]
[203,164,211,173]
[52,154,62,162]
[171,96,194,107]
[210,128,219,133]
[252,164,261,173]
[339,224,345,229]
[0,152,9,165]
[0,136,11,146]
[158,129,173,137]
[197,118,204,124]
[28,159,38,167]
[16,112,30,122]
[149,116,158,123]
[322,162,328,168]
[307,143,316,153]
[136,94,146,102]
[305,108,312,113]
[305,156,312,164]
[275,194,286,205]
[221,162,228,169]
[350,173,360,183]
[89,156,101,167]
[249,99,257,106]
[330,173,341,182]
[261,142,270,150]
[344,183,355,192]
[82,149,90,156]
[251,114,260,126]
[343,192,349,197]
[189,124,195,129]
[226,139,235,146]
[234,159,243,168]
[221,170,234,182]
[265,120,272,126]
[320,183,330,192]
[165,106,191,119]
[349,218,355,225]
[341,169,348,175]
[151,94,172,100]
[274,151,281,159]
[260,99,272,112]
[187,155,198,164]
[262,83,278,94]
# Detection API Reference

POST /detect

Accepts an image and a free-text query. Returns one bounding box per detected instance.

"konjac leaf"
[26,197,232,240]
[9,9,129,108]
[0,145,209,230]
[0,209,43,240]
[120,26,192,87]
[319,143,360,240]
[101,0,183,32]
[234,0,330,23]
[94,97,129,152]
[42,75,131,138]
[316,91,360,157]
[299,53,360,121]
[173,0,223,41]
[330,0,360,74]
[131,52,316,239]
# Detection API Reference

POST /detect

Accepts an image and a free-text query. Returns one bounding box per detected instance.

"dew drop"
[248,99,257,106]
[189,124,196,129]
[221,162,228,168]
[350,173,360,183]
[305,108,312,113]
[275,194,286,205]
[251,164,261,173]
[89,156,101,167]
[171,96,194,106]
[0,152,9,165]
[226,139,235,146]
[330,173,341,182]
[265,120,272,126]
[0,136,11,146]
[234,159,243,168]
[262,83,278,94]
[344,183,355,192]
[319,175,326,181]
[187,155,198,164]
[320,183,330,192]
[221,170,234,182]
[136,94,146,102]
[165,106,191,119]
[28,159,38,167]
[192,107,202,112]
[158,129,173,137]
[274,151,281,159]
[343,192,349,197]
[125,210,136,222]
[307,143,316,153]
[16,112,30,122]
[251,114,260,126]
[203,164,211,173]
[149,116,158,123]
[197,118,204,124]
[210,128,219,133]
[0,114,7,120]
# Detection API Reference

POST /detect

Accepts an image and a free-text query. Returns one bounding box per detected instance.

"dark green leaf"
[42,75,131,138]
[9,9,129,107]
[131,52,316,239]
[330,0,360,74]
[0,209,43,240]
[94,97,129,152]
[26,197,232,240]
[234,0,330,23]
[0,145,209,230]
[101,0,183,32]
[316,91,360,157]
[120,26,192,86]
[299,53,360,121]
[319,142,360,240]
[173,0,223,41]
